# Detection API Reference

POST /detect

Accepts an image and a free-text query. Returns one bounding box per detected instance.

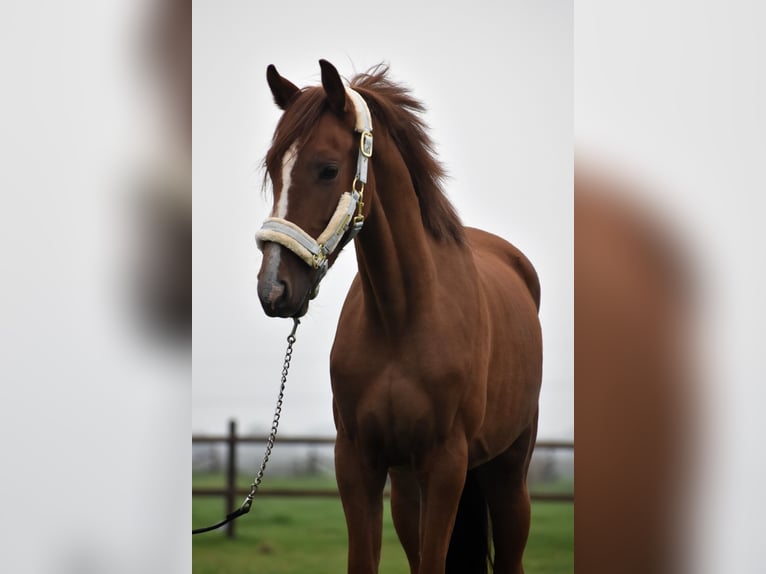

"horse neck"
[353,133,438,333]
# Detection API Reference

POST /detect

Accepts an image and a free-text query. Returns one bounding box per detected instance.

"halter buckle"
[360,130,373,158]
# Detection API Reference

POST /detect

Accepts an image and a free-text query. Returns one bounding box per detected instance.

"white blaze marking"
[274,141,300,218]
[265,141,300,276]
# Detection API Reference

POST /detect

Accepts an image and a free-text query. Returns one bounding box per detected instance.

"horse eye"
[319,165,339,181]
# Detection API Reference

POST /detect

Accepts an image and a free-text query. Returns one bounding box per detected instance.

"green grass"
[522,503,574,574]
[193,476,572,574]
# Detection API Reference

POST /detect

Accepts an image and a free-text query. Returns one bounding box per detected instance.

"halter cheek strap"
[255,88,373,293]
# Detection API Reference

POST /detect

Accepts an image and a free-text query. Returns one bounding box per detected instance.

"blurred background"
[576,2,766,573]
[0,0,189,572]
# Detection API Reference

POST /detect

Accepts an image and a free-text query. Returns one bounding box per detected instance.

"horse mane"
[350,66,464,244]
[264,64,464,245]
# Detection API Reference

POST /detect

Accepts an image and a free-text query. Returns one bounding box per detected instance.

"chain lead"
[192,318,300,534]
[243,317,300,506]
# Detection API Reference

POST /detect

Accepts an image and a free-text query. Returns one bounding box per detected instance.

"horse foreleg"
[335,433,388,574]
[416,438,468,574]
[389,467,421,573]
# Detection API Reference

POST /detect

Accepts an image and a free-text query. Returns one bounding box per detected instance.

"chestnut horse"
[256,60,542,574]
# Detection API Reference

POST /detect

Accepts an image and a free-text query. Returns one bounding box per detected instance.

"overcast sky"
[193,1,573,440]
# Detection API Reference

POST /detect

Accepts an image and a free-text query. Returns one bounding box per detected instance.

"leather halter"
[255,88,372,296]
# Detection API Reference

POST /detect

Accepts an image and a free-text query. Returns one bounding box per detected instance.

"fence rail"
[192,420,573,537]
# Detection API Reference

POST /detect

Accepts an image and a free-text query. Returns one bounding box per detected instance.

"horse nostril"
[271,281,288,308]
[260,279,290,316]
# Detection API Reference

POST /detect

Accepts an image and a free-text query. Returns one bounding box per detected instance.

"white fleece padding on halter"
[346,87,372,187]
[316,191,358,252]
[256,218,318,267]
[346,88,372,133]
[255,190,360,269]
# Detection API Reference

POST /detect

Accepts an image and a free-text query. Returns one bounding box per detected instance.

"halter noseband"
[255,88,372,296]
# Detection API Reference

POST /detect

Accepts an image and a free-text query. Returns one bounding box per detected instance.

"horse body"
[257,60,542,574]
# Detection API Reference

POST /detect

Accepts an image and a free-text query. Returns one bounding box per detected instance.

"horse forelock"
[262,86,326,196]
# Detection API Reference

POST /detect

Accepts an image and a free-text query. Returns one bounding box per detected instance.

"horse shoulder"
[464,227,541,311]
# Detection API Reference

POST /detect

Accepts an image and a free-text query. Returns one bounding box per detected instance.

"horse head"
[256,60,372,318]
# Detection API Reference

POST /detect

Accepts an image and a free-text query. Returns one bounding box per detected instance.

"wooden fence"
[193,420,573,537]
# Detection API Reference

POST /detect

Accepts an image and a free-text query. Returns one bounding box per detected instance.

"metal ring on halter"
[352,176,365,194]
[312,249,328,270]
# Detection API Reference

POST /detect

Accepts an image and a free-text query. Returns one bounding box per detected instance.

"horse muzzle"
[257,243,313,318]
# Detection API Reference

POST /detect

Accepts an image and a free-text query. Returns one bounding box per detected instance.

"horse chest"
[330,351,480,462]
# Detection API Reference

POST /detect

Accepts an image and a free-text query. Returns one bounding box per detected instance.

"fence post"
[226,419,237,538]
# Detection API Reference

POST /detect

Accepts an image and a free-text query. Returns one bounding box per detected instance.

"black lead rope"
[192,318,300,535]
[191,498,254,535]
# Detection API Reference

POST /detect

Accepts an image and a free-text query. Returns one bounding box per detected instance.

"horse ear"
[266,64,300,110]
[319,59,347,114]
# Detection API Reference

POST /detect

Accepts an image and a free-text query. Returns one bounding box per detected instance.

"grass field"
[193,475,573,573]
